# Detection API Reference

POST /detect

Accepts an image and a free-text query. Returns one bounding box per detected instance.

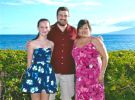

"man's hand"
[98,73,104,83]
[26,41,31,49]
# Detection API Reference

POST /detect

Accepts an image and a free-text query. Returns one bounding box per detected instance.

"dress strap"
[89,36,93,43]
[73,39,78,47]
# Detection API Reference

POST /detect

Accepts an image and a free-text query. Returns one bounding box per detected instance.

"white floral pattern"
[21,48,57,93]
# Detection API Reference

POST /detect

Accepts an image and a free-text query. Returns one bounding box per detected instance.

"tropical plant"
[0,50,135,100]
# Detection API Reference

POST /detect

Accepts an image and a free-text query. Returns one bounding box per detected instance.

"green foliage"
[105,50,135,100]
[0,49,30,100]
[0,49,135,100]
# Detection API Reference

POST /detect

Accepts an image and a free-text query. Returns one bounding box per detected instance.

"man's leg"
[60,74,75,100]
[49,74,60,100]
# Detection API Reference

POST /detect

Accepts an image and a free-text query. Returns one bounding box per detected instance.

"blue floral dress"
[21,48,57,94]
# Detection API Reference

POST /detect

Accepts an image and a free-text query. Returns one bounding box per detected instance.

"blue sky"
[0,0,135,35]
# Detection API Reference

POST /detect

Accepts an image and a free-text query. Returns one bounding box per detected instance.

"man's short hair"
[57,6,69,16]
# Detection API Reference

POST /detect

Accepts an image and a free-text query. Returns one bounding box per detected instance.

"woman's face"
[38,21,50,36]
[78,24,91,37]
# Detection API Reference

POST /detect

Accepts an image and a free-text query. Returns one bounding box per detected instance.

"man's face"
[57,10,69,26]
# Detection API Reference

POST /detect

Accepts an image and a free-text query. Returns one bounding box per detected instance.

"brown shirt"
[47,23,77,74]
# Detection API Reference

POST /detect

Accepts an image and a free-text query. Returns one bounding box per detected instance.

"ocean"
[0,34,135,51]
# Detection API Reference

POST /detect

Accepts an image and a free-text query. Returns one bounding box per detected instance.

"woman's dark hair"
[77,19,92,33]
[56,6,69,16]
[33,18,50,40]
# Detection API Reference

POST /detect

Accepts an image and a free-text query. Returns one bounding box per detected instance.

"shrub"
[0,50,30,100]
[105,50,135,100]
[0,50,135,100]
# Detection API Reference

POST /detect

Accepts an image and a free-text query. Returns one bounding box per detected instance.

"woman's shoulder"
[30,40,37,44]
[91,36,104,46]
[92,36,103,42]
[28,40,38,48]
[48,40,54,47]
[74,38,79,44]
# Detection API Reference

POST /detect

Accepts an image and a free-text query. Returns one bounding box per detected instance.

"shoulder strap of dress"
[73,39,77,47]
[90,36,93,42]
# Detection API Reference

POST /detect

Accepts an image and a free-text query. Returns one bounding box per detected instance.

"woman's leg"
[41,91,49,100]
[31,93,40,100]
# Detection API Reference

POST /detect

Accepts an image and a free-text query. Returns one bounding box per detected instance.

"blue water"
[0,34,135,51]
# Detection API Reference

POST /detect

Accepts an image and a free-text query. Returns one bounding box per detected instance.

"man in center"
[48,7,77,100]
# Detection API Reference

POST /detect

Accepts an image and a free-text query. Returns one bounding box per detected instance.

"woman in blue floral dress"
[21,18,57,100]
